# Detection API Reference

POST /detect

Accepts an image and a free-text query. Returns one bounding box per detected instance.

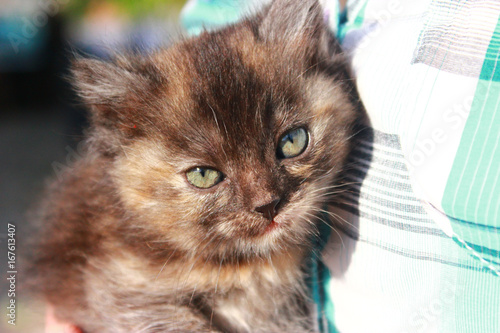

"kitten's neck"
[150,245,308,293]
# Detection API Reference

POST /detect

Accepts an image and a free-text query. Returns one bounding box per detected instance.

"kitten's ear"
[259,0,339,59]
[71,57,158,134]
[72,58,125,103]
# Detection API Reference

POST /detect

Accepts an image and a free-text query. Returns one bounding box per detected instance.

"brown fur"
[29,0,360,332]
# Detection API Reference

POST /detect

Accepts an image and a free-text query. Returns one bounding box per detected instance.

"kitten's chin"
[254,215,291,239]
[246,216,314,255]
[259,216,299,239]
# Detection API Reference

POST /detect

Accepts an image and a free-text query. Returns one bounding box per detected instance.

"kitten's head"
[72,0,358,261]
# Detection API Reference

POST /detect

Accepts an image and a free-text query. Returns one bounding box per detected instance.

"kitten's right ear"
[72,58,133,123]
[71,57,159,133]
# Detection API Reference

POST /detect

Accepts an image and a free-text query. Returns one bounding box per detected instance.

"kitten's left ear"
[259,0,339,60]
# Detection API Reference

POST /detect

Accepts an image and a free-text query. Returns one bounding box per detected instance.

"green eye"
[186,167,223,189]
[277,127,309,159]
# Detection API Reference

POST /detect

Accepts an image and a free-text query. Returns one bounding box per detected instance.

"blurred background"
[0,0,187,331]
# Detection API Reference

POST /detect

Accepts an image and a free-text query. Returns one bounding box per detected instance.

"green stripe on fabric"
[480,21,500,82]
[181,0,244,36]
[307,208,334,333]
[308,254,324,333]
[321,265,338,333]
[442,13,500,234]
[329,0,342,35]
[452,236,500,267]
[449,222,500,258]
[338,1,368,42]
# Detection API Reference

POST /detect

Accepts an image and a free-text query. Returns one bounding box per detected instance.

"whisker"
[154,249,178,281]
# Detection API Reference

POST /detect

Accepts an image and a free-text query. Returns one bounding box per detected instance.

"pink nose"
[255,198,281,221]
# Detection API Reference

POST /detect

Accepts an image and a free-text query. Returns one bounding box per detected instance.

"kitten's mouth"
[263,219,280,234]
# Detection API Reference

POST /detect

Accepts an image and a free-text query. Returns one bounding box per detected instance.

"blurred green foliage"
[64,0,186,19]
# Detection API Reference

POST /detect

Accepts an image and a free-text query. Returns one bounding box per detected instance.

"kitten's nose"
[255,198,281,221]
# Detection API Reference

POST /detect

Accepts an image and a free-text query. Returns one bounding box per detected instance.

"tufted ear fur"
[258,0,340,62]
[71,56,165,138]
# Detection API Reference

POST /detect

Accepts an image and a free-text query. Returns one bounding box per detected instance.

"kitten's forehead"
[160,27,307,161]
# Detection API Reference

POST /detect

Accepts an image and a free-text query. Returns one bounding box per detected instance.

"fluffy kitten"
[30,0,359,331]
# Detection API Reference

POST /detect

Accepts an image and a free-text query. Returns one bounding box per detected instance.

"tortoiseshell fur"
[29,0,359,331]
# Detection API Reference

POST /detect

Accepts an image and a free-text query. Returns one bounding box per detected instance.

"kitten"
[29,0,359,331]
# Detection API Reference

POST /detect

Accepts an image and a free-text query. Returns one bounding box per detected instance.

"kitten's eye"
[277,127,309,159]
[186,167,224,189]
